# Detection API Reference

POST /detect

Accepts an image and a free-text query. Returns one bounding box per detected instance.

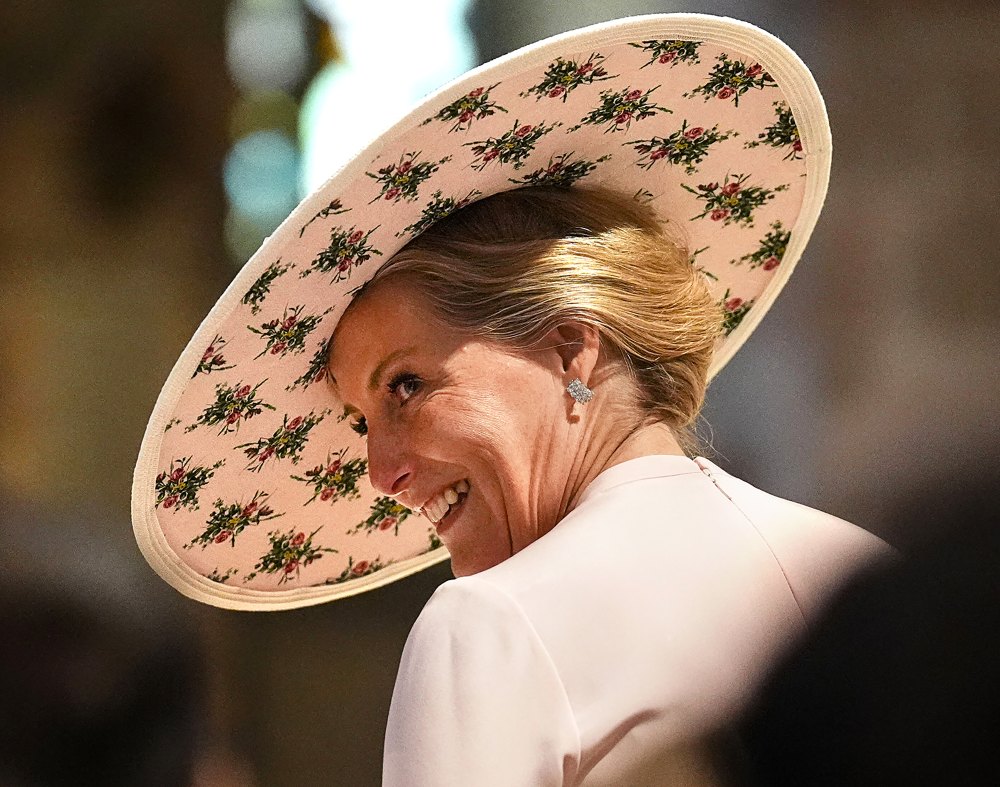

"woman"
[132,14,892,784]
[330,186,891,785]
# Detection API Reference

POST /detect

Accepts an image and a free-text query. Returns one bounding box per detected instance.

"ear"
[541,322,602,385]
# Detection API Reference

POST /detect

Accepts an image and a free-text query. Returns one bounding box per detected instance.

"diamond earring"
[566,378,594,404]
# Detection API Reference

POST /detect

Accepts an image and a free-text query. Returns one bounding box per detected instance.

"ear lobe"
[544,322,601,380]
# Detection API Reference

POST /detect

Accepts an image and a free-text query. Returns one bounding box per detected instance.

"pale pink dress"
[383,455,893,785]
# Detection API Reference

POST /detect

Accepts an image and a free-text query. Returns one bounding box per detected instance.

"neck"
[560,409,686,519]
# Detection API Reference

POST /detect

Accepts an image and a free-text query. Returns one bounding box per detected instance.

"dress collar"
[575,454,702,508]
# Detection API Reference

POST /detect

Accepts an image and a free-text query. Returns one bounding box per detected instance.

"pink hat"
[133,14,831,610]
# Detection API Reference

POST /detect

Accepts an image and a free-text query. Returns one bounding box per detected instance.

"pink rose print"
[650,148,667,160]
[352,560,370,575]
[348,229,364,244]
[747,63,763,76]
[725,296,744,311]
[214,531,231,544]
[718,86,736,100]
[326,459,341,474]
[170,467,185,482]
[548,86,565,98]
[291,532,306,547]
[762,256,781,271]
[397,160,412,174]
[515,124,533,137]
[459,110,473,123]
[286,416,304,431]
[615,111,633,125]
[379,516,398,532]
[163,495,179,509]
[283,559,299,574]
[793,140,803,152]
[236,385,252,398]
[468,87,484,98]
[710,208,730,221]
[320,487,335,501]
[658,52,676,63]
[626,89,643,100]
[684,126,705,139]
[577,62,594,74]
[722,182,741,196]
[384,187,401,201]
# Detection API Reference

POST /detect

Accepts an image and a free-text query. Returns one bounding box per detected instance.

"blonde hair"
[367,186,722,450]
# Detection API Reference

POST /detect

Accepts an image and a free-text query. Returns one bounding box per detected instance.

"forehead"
[326,278,444,388]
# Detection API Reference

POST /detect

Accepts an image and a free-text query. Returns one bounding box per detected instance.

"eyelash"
[349,374,421,437]
[388,372,422,402]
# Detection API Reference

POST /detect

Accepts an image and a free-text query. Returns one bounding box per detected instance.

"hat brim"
[133,13,830,610]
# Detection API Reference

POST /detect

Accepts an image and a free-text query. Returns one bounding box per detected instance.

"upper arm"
[383,577,581,787]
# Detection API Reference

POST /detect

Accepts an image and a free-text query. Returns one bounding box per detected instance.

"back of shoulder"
[697,459,898,623]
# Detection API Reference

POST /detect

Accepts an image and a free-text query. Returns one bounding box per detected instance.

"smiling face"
[326,275,574,576]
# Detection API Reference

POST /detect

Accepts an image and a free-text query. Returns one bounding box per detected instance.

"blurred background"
[1,0,997,784]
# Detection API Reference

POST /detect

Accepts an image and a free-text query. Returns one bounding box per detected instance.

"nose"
[365,425,413,498]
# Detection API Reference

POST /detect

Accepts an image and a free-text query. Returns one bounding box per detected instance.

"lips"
[421,479,470,524]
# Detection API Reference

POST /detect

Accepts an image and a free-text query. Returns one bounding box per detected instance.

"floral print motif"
[682,174,788,227]
[248,527,337,584]
[347,496,412,536]
[287,338,331,391]
[426,529,443,552]
[291,448,368,504]
[186,381,274,435]
[236,410,328,471]
[398,189,482,237]
[248,305,330,360]
[424,84,507,132]
[570,86,669,133]
[628,120,735,174]
[689,246,718,282]
[188,490,281,548]
[465,120,560,171]
[745,101,802,160]
[193,334,236,377]
[735,221,790,270]
[242,260,292,314]
[684,54,776,106]
[509,152,611,187]
[325,555,387,585]
[299,198,349,237]
[303,225,382,282]
[520,53,614,102]
[721,289,755,335]
[207,567,239,584]
[156,456,224,511]
[630,39,701,68]
[366,152,451,204]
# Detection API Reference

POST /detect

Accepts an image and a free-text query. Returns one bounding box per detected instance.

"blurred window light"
[299,0,474,192]
[227,0,310,92]
[223,129,300,230]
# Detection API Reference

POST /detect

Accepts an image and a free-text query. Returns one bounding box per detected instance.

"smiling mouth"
[422,479,470,527]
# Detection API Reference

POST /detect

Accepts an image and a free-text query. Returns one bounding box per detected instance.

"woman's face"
[327,276,570,576]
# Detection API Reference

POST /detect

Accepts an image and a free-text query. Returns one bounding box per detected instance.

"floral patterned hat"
[133,14,831,610]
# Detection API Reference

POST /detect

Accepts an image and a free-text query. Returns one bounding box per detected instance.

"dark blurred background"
[1,0,997,784]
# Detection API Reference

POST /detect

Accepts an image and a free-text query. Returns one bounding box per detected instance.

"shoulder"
[385,577,581,784]
[698,459,897,622]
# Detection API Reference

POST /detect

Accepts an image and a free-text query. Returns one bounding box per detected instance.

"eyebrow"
[327,345,419,411]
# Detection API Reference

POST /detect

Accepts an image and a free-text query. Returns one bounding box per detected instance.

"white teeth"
[423,480,471,523]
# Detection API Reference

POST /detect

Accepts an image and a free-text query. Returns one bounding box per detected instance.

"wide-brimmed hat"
[132,14,831,610]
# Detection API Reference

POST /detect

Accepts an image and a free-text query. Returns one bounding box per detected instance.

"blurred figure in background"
[740,459,1000,785]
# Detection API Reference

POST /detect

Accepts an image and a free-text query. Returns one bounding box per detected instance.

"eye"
[350,415,368,436]
[388,373,422,404]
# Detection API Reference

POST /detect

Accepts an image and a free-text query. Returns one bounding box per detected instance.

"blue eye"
[388,373,422,403]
